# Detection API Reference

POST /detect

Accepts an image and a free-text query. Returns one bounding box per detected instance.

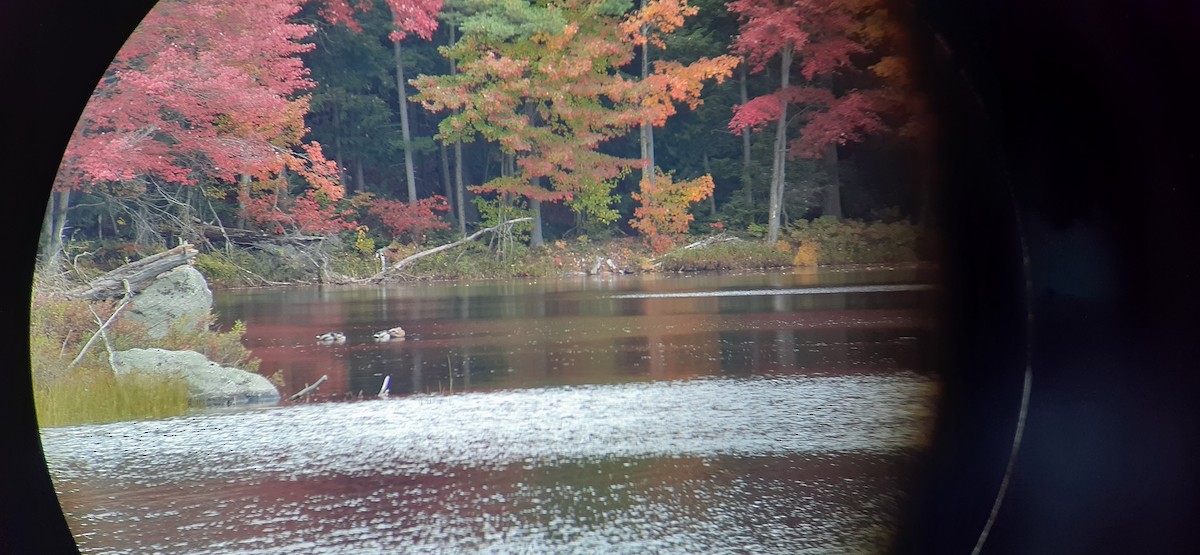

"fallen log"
[374,217,533,278]
[67,243,199,301]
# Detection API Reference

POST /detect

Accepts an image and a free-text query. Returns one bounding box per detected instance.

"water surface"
[42,269,940,554]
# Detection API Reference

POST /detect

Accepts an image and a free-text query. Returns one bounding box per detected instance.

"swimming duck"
[316,331,346,343]
[373,327,406,341]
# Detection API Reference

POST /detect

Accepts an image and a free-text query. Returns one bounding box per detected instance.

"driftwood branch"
[374,217,533,279]
[67,243,198,301]
[66,280,133,372]
[681,232,740,250]
[645,233,744,268]
[288,374,329,401]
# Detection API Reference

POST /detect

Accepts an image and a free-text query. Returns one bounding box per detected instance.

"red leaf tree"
[367,195,452,244]
[48,0,350,264]
[726,0,890,242]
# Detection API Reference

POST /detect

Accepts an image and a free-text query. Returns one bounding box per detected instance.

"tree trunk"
[453,141,469,234]
[821,141,842,218]
[354,158,365,194]
[454,141,467,235]
[394,40,418,205]
[439,142,456,228]
[237,174,251,229]
[40,196,54,262]
[639,7,655,185]
[819,73,842,219]
[740,65,753,206]
[530,182,544,248]
[41,189,71,274]
[449,25,468,236]
[768,44,792,244]
[530,198,544,248]
[332,103,347,190]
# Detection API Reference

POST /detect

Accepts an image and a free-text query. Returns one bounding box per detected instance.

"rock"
[125,265,213,339]
[113,348,280,407]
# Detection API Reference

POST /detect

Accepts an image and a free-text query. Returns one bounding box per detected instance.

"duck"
[372,326,406,341]
[316,331,346,343]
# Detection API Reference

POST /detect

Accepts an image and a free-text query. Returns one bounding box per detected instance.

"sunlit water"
[41,269,940,554]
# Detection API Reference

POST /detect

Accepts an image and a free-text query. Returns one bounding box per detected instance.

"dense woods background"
[36,0,938,279]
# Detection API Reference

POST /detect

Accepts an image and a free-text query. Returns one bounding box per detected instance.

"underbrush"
[183,216,932,286]
[29,292,257,427]
[783,216,924,265]
[403,243,563,280]
[656,240,793,272]
[194,247,314,288]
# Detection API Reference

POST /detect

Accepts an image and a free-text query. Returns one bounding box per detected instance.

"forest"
[40,0,938,285]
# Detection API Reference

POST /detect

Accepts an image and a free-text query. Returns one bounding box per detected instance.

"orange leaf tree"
[630,170,715,253]
[412,0,735,247]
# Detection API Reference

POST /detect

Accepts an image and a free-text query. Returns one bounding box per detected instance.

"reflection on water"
[210,269,936,399]
[41,269,939,554]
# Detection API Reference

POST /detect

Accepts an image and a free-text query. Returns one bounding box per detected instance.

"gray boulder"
[113,348,279,407]
[125,265,212,339]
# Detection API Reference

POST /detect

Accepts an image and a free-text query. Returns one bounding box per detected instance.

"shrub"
[785,216,922,265]
[793,241,820,267]
[630,171,715,254]
[366,196,451,243]
[194,251,244,285]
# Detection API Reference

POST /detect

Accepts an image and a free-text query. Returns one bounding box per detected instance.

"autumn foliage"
[367,196,451,243]
[413,0,735,222]
[726,0,889,158]
[631,171,715,253]
[317,0,442,41]
[43,0,929,280]
[729,85,888,158]
[59,0,328,186]
[55,0,353,236]
[240,189,358,235]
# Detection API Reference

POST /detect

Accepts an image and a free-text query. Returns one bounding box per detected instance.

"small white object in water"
[378,375,391,399]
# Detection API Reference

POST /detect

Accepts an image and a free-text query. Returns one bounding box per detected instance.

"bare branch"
[66,280,133,372]
[374,217,533,279]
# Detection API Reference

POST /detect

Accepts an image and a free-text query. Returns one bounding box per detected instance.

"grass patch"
[34,370,189,428]
[403,243,562,280]
[657,240,793,272]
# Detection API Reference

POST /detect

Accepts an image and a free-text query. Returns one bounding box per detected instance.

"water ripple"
[42,373,936,555]
[43,373,935,487]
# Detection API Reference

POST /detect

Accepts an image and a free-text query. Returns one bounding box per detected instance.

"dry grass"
[34,369,189,427]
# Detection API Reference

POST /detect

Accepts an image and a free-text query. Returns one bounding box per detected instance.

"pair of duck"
[316,326,406,344]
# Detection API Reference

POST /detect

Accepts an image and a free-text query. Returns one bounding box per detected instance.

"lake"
[40,268,940,554]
